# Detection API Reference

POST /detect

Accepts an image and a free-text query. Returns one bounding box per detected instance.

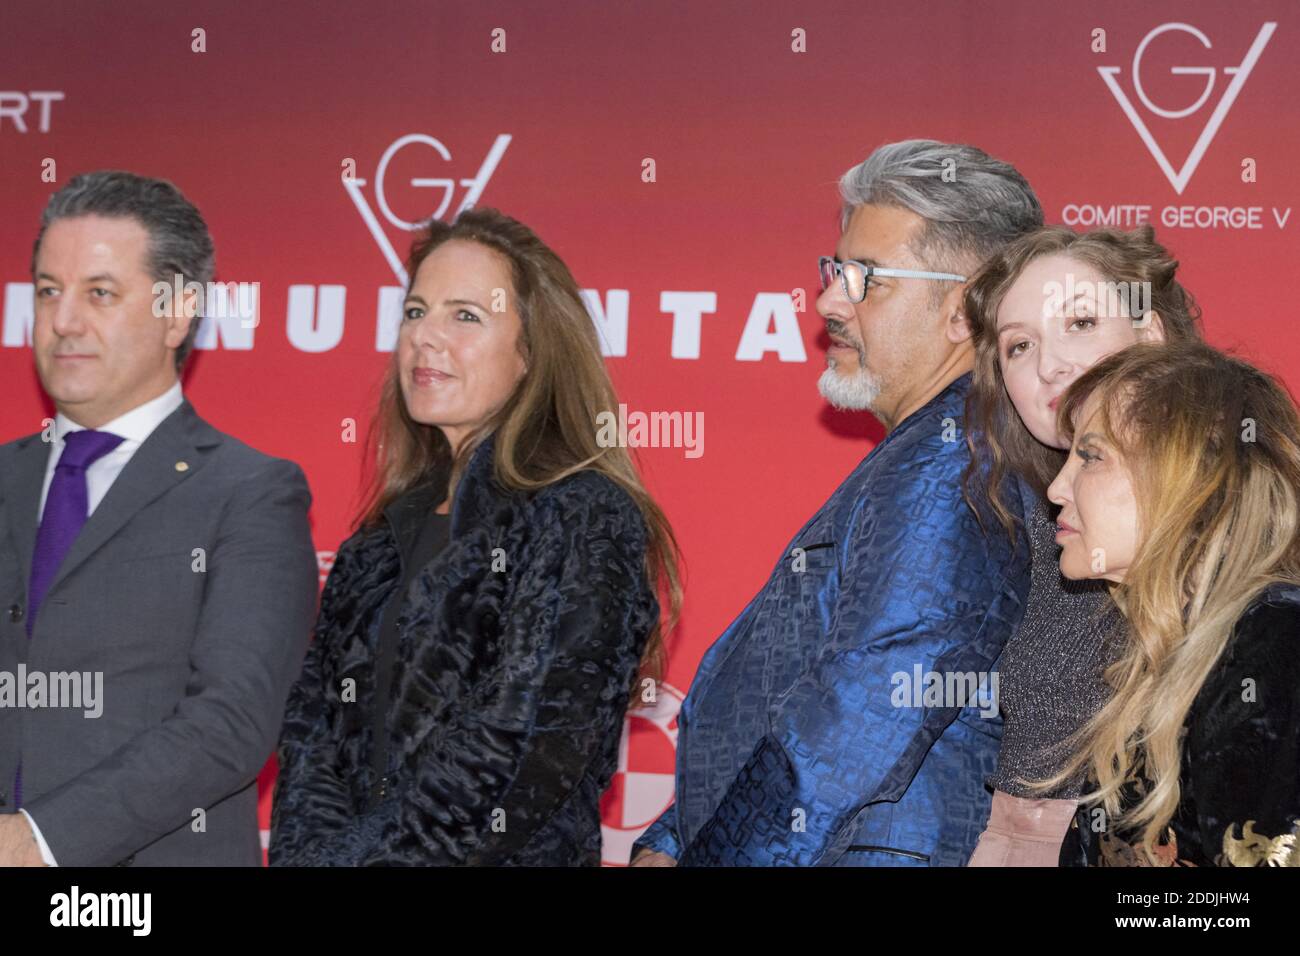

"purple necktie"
[16,429,124,809]
[27,428,125,638]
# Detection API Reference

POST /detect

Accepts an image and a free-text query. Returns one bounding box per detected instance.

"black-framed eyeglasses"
[818,256,967,304]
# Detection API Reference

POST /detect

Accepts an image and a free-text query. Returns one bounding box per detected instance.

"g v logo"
[1099,22,1276,194]
[343,133,512,285]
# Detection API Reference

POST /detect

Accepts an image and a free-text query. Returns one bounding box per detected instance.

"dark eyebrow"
[1076,431,1105,445]
[1062,291,1099,313]
[34,272,121,285]
[836,254,885,269]
[401,294,488,311]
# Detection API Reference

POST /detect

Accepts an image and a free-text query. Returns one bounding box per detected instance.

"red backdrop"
[1,0,1296,864]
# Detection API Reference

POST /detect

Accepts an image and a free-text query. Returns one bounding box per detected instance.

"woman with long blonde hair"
[962,225,1202,866]
[270,207,682,865]
[1044,339,1300,865]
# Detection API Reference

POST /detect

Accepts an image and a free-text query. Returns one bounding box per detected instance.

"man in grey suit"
[0,170,318,866]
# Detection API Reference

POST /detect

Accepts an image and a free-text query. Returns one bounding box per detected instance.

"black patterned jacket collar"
[380,432,509,564]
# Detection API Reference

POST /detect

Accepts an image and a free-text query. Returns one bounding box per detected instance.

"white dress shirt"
[22,379,185,866]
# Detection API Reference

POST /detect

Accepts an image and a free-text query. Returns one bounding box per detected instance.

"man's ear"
[163,287,198,350]
[1138,308,1166,343]
[945,282,973,345]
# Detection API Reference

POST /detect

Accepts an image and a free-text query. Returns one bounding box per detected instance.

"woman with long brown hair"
[1044,340,1300,866]
[961,225,1203,865]
[269,208,681,865]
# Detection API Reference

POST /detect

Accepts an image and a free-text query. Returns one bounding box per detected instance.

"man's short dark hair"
[31,170,215,371]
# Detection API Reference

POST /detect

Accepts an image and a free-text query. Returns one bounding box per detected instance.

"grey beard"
[818,357,881,411]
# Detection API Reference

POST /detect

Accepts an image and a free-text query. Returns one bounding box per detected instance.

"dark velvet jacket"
[269,435,659,866]
[1061,582,1300,867]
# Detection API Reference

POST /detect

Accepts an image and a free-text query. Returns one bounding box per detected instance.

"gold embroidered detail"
[1219,821,1300,867]
[1098,827,1187,867]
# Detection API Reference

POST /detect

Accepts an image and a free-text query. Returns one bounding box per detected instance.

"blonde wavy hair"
[1035,340,1300,860]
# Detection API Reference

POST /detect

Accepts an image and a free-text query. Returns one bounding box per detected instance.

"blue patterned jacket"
[635,373,1031,865]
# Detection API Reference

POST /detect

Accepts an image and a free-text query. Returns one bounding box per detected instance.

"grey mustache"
[824,320,860,349]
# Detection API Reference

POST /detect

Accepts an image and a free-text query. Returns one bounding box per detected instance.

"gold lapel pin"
[175,461,190,472]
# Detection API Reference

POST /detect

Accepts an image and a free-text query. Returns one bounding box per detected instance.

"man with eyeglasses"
[633,139,1043,866]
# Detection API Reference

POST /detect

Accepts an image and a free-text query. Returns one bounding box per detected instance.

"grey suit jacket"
[0,399,317,866]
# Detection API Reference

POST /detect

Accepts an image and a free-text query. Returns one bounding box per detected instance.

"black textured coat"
[269,435,659,865]
[1060,582,1300,866]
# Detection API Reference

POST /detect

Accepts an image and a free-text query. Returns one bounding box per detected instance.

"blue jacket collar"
[873,371,971,451]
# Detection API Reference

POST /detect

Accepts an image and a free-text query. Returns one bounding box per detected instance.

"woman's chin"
[1057,560,1095,581]
[1021,419,1069,452]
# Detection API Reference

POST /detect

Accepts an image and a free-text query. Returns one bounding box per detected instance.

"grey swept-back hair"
[32,170,215,371]
[838,139,1043,299]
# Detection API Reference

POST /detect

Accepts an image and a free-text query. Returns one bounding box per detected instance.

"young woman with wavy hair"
[1043,340,1300,866]
[962,225,1203,866]
[270,208,682,866]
